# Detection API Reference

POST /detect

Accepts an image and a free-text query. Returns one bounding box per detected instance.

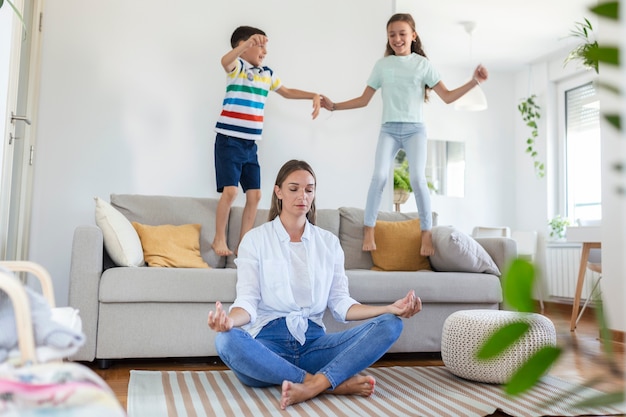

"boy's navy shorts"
[214,133,261,192]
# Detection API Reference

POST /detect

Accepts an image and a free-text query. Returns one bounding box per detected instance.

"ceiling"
[394,0,598,72]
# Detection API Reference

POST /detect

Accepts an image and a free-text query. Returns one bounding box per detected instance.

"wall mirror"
[395,140,465,197]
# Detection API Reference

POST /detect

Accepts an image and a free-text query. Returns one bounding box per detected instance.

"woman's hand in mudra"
[207,301,234,332]
[391,290,422,318]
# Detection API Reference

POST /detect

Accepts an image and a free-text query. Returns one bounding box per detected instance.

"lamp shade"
[454,81,488,111]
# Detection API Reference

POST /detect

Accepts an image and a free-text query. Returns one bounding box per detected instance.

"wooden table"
[566,226,602,331]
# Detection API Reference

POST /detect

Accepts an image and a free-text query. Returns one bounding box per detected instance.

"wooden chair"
[575,248,602,327]
[0,264,125,415]
[0,261,82,364]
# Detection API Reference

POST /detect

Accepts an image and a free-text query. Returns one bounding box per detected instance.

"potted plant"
[548,215,570,240]
[564,18,599,73]
[393,161,411,206]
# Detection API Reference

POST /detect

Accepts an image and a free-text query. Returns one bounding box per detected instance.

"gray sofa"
[69,194,516,368]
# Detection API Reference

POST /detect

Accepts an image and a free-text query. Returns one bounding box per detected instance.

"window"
[557,76,601,223]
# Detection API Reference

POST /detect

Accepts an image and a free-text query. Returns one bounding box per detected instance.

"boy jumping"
[212,26,321,256]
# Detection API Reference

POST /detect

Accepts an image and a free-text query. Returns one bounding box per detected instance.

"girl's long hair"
[384,13,431,102]
[268,160,317,224]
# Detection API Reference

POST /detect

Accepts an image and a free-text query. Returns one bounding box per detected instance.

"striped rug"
[127,366,624,417]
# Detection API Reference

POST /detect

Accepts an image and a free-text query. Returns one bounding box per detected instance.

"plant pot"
[393,189,410,205]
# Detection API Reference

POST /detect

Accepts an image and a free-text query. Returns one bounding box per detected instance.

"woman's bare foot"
[420,230,434,256]
[329,375,376,396]
[211,239,233,257]
[362,226,376,251]
[280,374,330,409]
[280,374,375,409]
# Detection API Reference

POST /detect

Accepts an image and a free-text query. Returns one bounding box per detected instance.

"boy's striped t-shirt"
[215,58,282,141]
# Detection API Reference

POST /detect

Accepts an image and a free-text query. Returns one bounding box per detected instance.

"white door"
[0,0,44,260]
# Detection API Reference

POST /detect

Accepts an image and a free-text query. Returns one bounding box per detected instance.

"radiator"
[544,243,601,299]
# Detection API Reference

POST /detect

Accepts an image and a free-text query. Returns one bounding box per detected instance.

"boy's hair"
[230,26,266,48]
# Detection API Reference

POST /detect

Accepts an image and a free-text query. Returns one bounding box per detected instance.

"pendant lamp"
[454,21,488,111]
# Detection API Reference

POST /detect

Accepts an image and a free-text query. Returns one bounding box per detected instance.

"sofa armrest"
[68,225,104,362]
[474,237,517,274]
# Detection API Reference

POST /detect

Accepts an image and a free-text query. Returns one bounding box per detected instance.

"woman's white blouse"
[232,216,359,344]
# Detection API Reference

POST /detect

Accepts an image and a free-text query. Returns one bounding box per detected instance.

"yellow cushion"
[132,222,210,268]
[370,218,432,272]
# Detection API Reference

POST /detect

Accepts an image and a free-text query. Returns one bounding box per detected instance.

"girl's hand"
[207,301,234,332]
[473,64,488,83]
[312,94,321,119]
[390,290,422,318]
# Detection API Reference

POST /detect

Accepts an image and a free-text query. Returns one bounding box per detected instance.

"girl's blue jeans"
[215,314,402,389]
[364,122,432,230]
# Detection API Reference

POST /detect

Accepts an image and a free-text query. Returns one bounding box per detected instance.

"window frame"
[555,72,601,223]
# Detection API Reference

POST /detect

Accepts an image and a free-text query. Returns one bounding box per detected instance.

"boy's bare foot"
[362,226,376,251]
[330,375,375,396]
[420,230,434,256]
[211,240,233,257]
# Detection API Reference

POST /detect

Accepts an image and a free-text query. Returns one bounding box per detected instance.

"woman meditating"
[207,159,422,409]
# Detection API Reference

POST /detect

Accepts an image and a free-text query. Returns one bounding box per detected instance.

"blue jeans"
[215,314,402,389]
[364,122,431,230]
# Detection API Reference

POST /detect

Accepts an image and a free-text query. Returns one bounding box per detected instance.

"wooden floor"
[87,304,624,416]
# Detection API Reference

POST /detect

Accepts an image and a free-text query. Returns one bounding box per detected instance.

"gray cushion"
[226,207,271,268]
[345,269,502,304]
[99,267,237,302]
[429,226,501,275]
[110,194,224,268]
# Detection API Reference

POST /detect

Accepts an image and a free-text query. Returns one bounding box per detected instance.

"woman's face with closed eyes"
[274,169,316,219]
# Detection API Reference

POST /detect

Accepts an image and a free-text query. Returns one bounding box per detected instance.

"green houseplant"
[518,95,545,179]
[548,215,570,240]
[0,0,25,28]
[393,160,412,206]
[565,18,600,73]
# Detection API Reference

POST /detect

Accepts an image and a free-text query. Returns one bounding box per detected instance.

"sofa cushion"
[370,218,432,271]
[225,207,271,268]
[338,207,437,270]
[345,269,502,304]
[132,222,210,268]
[94,197,144,267]
[429,226,501,276]
[99,268,237,302]
[110,194,224,268]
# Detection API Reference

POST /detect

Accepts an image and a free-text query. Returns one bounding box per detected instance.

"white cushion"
[430,225,500,275]
[94,197,144,267]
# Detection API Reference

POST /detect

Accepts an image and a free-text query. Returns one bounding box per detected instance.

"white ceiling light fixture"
[454,21,488,111]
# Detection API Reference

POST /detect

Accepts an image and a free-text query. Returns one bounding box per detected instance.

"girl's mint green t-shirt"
[367,53,441,124]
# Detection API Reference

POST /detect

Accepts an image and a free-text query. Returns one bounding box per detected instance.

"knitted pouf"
[441,309,557,383]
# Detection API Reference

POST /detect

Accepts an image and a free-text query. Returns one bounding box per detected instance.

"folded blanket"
[0,267,85,363]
